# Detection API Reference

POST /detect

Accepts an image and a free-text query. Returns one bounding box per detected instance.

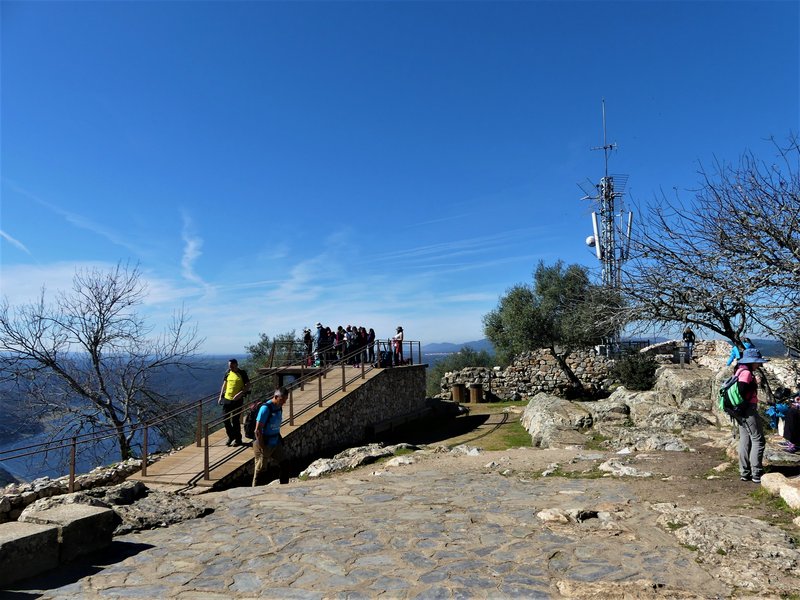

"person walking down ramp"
[735,348,768,483]
[218,358,250,447]
[253,387,290,486]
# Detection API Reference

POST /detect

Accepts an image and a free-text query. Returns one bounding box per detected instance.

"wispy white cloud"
[180,211,208,289]
[6,181,147,256]
[0,230,31,255]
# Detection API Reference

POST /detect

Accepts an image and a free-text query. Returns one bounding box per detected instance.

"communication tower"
[579,100,633,351]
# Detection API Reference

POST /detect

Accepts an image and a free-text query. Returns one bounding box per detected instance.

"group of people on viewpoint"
[219,325,406,486]
[303,323,405,367]
[222,327,787,489]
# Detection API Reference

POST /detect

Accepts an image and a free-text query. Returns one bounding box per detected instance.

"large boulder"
[654,367,715,411]
[521,393,593,448]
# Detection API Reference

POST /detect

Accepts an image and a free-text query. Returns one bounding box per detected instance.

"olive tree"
[0,263,203,460]
[483,261,615,392]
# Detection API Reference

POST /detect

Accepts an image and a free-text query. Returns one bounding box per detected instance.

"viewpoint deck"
[128,365,384,490]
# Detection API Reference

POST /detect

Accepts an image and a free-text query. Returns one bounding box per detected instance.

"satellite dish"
[585,235,596,247]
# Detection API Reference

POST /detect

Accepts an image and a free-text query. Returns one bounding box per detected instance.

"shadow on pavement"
[1,540,154,598]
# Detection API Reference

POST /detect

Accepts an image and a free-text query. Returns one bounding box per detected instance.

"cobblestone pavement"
[7,449,729,599]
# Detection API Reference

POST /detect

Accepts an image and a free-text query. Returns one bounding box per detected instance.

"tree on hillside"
[243,330,297,397]
[483,261,615,393]
[0,263,202,460]
[619,135,800,346]
[425,346,497,397]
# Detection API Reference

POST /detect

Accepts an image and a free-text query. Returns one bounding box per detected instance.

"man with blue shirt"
[252,387,290,486]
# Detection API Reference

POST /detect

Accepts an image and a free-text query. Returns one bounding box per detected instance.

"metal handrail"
[1,339,423,488]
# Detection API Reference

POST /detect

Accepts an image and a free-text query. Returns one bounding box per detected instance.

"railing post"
[203,424,210,480]
[300,363,305,391]
[69,437,76,493]
[289,388,295,426]
[361,360,365,379]
[142,425,148,477]
[418,341,422,365]
[196,401,202,448]
[341,363,346,392]
[318,373,323,407]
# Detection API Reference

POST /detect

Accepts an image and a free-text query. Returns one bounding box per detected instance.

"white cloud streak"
[0,230,31,255]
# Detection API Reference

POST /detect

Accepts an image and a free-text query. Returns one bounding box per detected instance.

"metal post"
[300,363,305,391]
[289,388,295,426]
[69,437,76,493]
[203,424,210,480]
[142,425,149,477]
[361,360,365,379]
[341,363,346,392]
[318,373,323,407]
[196,401,202,448]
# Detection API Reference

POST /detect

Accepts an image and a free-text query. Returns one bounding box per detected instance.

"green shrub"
[611,351,658,391]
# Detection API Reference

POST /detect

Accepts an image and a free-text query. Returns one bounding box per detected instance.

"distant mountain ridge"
[422,339,494,354]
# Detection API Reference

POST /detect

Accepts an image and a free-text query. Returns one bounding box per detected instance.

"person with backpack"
[252,387,290,486]
[734,347,768,483]
[218,358,250,447]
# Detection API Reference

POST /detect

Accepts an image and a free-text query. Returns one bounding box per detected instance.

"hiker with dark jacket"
[734,348,768,483]
[682,327,696,363]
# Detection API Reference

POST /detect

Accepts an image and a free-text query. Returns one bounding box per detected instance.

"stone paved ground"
[5,447,760,600]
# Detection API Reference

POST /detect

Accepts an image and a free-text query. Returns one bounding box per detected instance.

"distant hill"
[422,339,495,354]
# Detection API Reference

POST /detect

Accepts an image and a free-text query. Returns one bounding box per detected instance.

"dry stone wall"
[439,349,614,401]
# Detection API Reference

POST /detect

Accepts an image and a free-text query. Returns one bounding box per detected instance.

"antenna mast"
[580,100,633,352]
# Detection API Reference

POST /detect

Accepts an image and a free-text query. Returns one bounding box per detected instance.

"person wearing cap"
[253,387,290,486]
[313,322,324,366]
[734,347,768,483]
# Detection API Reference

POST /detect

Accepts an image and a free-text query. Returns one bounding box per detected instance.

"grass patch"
[584,433,610,451]
[681,543,699,552]
[750,487,800,517]
[666,521,687,531]
[392,447,415,456]
[471,419,533,451]
[716,548,727,556]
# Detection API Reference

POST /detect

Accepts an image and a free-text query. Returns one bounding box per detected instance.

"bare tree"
[0,263,203,460]
[620,135,799,346]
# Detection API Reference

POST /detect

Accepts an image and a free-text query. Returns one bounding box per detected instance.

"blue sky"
[1,1,798,354]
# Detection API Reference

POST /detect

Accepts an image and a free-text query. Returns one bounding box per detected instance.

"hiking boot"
[752,476,762,483]
[225,439,233,447]
[232,439,243,447]
[740,475,751,481]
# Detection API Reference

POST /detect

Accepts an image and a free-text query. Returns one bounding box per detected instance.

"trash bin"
[468,383,483,403]
[451,384,467,403]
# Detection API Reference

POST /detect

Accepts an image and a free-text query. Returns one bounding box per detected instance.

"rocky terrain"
[6,361,800,598]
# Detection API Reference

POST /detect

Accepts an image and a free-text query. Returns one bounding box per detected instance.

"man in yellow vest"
[218,358,250,446]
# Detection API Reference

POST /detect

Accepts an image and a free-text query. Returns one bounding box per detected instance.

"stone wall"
[0,457,148,524]
[284,365,427,461]
[439,349,614,401]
